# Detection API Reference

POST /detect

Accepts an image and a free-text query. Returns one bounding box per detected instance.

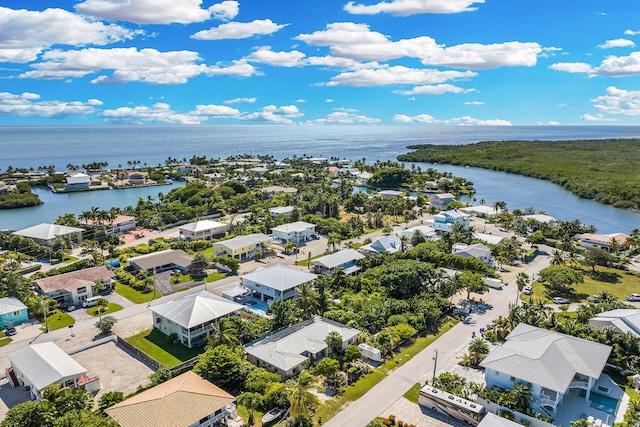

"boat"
[261,407,284,424]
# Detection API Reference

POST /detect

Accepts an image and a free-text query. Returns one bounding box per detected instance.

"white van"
[82,296,101,308]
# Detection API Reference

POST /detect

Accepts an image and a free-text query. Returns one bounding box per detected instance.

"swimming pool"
[578,390,618,413]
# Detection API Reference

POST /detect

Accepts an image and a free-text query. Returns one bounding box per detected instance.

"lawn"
[177,271,226,284]
[42,310,75,331]
[115,282,161,304]
[0,331,11,347]
[294,254,323,267]
[86,303,123,317]
[403,382,422,404]
[125,328,205,368]
[313,318,458,424]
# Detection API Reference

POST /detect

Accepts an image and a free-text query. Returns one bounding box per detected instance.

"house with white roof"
[577,233,629,251]
[589,309,640,338]
[481,323,619,419]
[472,232,505,246]
[311,249,364,275]
[7,342,99,400]
[127,249,194,274]
[459,205,500,217]
[453,243,493,267]
[212,233,273,261]
[33,265,114,306]
[377,189,404,198]
[430,193,457,209]
[360,234,402,255]
[65,172,91,190]
[401,225,438,241]
[523,214,556,224]
[179,220,227,241]
[13,223,83,246]
[151,291,244,348]
[245,316,360,378]
[268,206,295,217]
[432,210,470,232]
[0,297,29,329]
[271,221,316,244]
[81,214,137,235]
[241,264,316,303]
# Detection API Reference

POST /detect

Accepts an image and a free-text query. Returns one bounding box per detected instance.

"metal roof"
[591,309,640,337]
[0,297,27,315]
[312,249,364,270]
[215,233,272,251]
[151,291,244,329]
[271,221,315,234]
[241,264,316,291]
[127,249,194,271]
[178,220,227,233]
[13,223,83,240]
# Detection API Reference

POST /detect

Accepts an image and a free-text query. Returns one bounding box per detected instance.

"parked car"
[5,327,16,336]
[523,285,533,295]
[626,294,640,302]
[552,297,569,304]
[586,295,600,302]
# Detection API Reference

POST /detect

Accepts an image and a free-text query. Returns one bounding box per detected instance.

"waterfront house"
[81,214,137,235]
[360,234,402,255]
[459,205,499,217]
[121,170,148,185]
[430,193,457,209]
[480,323,620,419]
[126,249,194,274]
[33,265,114,306]
[577,233,629,251]
[0,297,29,329]
[13,223,83,246]
[377,189,404,198]
[64,172,91,190]
[0,181,16,194]
[589,309,640,338]
[453,243,494,267]
[176,164,200,174]
[151,291,244,348]
[432,210,469,232]
[245,316,360,379]
[311,248,364,275]
[7,342,99,400]
[268,206,295,217]
[271,221,316,244]
[179,220,227,241]
[523,214,556,224]
[241,264,316,303]
[212,233,272,261]
[106,371,235,427]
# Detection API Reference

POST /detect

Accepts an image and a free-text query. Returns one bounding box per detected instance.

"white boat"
[261,407,284,424]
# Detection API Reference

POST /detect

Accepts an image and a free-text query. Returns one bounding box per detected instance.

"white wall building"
[179,220,227,241]
[241,264,316,303]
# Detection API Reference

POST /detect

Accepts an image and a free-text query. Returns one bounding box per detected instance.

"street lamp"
[432,348,438,385]
[41,298,49,333]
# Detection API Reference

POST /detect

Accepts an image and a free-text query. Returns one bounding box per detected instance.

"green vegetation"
[403,382,422,404]
[87,303,123,317]
[178,271,226,283]
[294,254,323,266]
[125,329,204,367]
[43,310,75,331]
[0,182,42,209]
[114,282,161,304]
[398,139,640,210]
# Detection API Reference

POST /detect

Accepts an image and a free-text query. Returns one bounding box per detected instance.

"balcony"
[570,380,589,389]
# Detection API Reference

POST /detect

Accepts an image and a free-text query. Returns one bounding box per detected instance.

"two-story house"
[33,266,114,306]
[432,210,469,232]
[241,264,316,303]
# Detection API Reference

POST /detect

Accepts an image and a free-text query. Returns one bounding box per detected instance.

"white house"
[589,309,640,338]
[241,264,316,303]
[127,249,194,274]
[459,205,500,217]
[33,265,114,306]
[13,223,83,246]
[0,297,29,329]
[271,221,316,244]
[577,233,629,251]
[377,189,404,198]
[245,316,360,378]
[523,214,556,224]
[481,324,619,419]
[82,214,137,235]
[430,193,457,209]
[401,225,437,241]
[151,291,244,348]
[179,220,227,241]
[268,206,295,217]
[65,172,91,190]
[311,249,364,275]
[212,233,273,261]
[432,210,469,232]
[453,243,493,267]
[360,234,402,255]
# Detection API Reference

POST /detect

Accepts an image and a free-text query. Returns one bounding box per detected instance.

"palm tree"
[294,282,319,319]
[550,249,565,266]
[237,392,263,426]
[515,272,529,304]
[509,383,532,412]
[286,370,319,419]
[411,229,426,247]
[468,338,490,366]
[206,319,239,349]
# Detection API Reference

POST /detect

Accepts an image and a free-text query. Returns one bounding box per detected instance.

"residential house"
[13,223,83,246]
[311,249,364,275]
[472,232,505,246]
[577,233,629,251]
[523,214,556,224]
[245,316,360,378]
[430,193,456,209]
[268,206,295,217]
[459,205,499,217]
[400,225,437,240]
[453,243,494,267]
[64,172,91,190]
[212,233,272,261]
[33,265,114,306]
[176,164,200,174]
[126,249,194,274]
[82,214,137,235]
[377,189,403,198]
[360,234,402,255]
[0,180,16,194]
[151,291,244,348]
[0,297,29,329]
[7,342,99,400]
[261,186,298,195]
[432,210,469,232]
[271,221,316,244]
[589,309,640,338]
[179,220,227,241]
[123,170,148,185]
[241,264,316,303]
[480,323,619,419]
[106,371,235,427]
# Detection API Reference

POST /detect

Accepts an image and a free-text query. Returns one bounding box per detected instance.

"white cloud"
[580,113,617,122]
[245,47,305,67]
[625,29,640,36]
[344,0,484,16]
[308,111,381,124]
[189,104,242,118]
[448,115,512,125]
[393,84,471,95]
[420,41,541,69]
[192,19,288,40]
[243,104,303,124]
[592,86,640,116]
[464,101,484,105]
[551,52,640,77]
[598,39,635,49]
[539,46,563,58]
[99,102,242,124]
[326,65,476,87]
[393,113,437,123]
[17,48,257,83]
[75,0,231,24]
[224,97,257,104]
[549,62,594,73]
[294,99,306,103]
[0,6,141,63]
[326,99,335,103]
[0,91,100,118]
[547,121,560,125]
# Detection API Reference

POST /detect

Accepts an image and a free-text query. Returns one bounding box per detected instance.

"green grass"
[63,255,79,263]
[178,271,226,284]
[403,382,422,404]
[295,254,323,267]
[114,283,161,304]
[236,405,265,426]
[0,337,12,347]
[314,318,458,423]
[125,328,205,368]
[86,303,123,317]
[176,286,190,292]
[42,310,75,331]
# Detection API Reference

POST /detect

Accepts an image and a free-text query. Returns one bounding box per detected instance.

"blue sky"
[1,0,640,125]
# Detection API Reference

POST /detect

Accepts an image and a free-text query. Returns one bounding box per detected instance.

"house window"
[12,311,20,316]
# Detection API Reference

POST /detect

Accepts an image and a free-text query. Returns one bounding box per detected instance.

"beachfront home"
[179,220,227,241]
[480,323,620,420]
[241,264,316,303]
[245,316,360,379]
[401,225,437,241]
[311,249,364,275]
[127,249,194,274]
[0,297,28,329]
[151,291,244,348]
[7,342,99,400]
[212,233,272,261]
[106,371,235,427]
[589,309,640,338]
[64,172,91,190]
[360,234,402,255]
[33,265,114,306]
[271,221,316,244]
[268,206,295,217]
[577,233,629,251]
[81,214,137,235]
[13,223,83,246]
[430,193,456,209]
[432,210,469,232]
[453,243,493,267]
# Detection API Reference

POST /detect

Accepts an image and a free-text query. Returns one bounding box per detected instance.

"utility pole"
[432,348,438,385]
[42,298,49,333]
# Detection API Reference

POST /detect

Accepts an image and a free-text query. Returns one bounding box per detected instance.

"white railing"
[531,400,554,418]
[570,380,588,389]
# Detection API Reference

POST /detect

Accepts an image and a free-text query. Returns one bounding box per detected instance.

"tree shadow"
[590,270,621,283]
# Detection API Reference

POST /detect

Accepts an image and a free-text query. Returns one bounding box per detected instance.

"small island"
[398,139,640,211]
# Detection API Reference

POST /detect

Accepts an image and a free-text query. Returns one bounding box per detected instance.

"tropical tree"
[94,316,117,335]
[294,282,319,319]
[286,370,319,419]
[509,383,532,412]
[189,252,209,274]
[237,392,263,426]
[324,331,343,356]
[206,318,239,349]
[410,229,426,247]
[467,338,490,367]
[193,345,249,394]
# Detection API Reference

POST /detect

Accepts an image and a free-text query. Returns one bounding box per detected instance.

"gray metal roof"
[312,249,364,270]
[151,290,244,329]
[0,297,27,315]
[271,221,315,233]
[591,309,640,337]
[127,249,194,270]
[241,264,316,291]
[13,223,83,240]
[215,233,272,251]
[8,342,87,392]
[481,323,612,393]
[178,220,226,233]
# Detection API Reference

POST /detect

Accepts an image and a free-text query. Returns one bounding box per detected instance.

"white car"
[626,294,640,302]
[552,297,569,304]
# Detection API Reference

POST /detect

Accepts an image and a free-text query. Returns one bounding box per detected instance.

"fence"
[116,335,164,370]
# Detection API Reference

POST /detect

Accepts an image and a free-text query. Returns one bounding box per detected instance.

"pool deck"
[554,388,628,427]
